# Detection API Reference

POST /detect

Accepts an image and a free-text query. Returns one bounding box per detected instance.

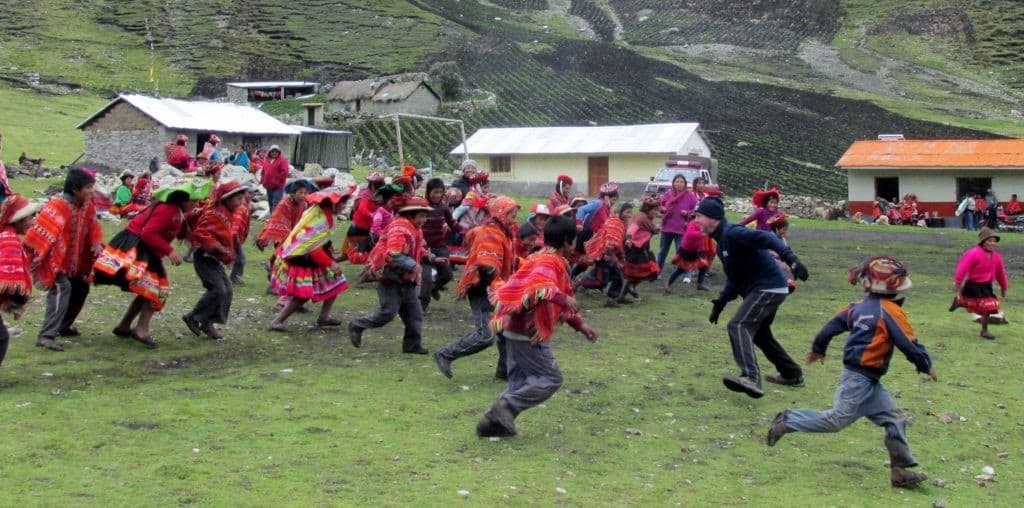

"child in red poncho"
[0,195,39,366]
[476,215,598,438]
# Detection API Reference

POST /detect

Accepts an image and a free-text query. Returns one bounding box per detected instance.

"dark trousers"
[419,246,453,311]
[726,291,802,386]
[266,188,285,217]
[353,283,423,352]
[191,251,232,325]
[656,231,683,271]
[230,246,246,280]
[0,316,9,367]
[488,337,563,422]
[580,259,623,298]
[436,286,507,374]
[38,273,90,339]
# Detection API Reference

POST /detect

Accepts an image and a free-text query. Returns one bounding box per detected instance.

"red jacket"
[127,203,185,257]
[261,156,289,190]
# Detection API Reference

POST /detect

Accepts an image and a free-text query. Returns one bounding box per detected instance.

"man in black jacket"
[694,197,809,398]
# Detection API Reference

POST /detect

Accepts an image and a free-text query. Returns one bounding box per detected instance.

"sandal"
[36,337,64,351]
[112,327,133,338]
[267,322,289,332]
[131,333,158,348]
[58,327,81,337]
[315,317,343,327]
[201,323,224,341]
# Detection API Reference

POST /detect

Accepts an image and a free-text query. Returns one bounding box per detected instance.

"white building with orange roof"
[836,137,1024,220]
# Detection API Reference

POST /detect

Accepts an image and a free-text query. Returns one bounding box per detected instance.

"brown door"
[587,156,609,196]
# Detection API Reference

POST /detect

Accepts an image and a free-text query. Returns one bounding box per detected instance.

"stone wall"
[83,128,165,173]
[82,102,154,131]
[226,85,249,104]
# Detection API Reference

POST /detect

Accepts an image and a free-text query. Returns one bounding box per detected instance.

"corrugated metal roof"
[226,81,319,88]
[77,94,301,135]
[326,78,389,102]
[450,123,702,155]
[294,125,352,135]
[836,139,1024,168]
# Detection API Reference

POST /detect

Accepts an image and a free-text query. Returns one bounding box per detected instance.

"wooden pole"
[394,114,404,168]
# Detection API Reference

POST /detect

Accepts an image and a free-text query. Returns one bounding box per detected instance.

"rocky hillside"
[0,0,1020,199]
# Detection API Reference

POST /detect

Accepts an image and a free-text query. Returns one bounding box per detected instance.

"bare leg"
[133,300,156,337]
[115,297,146,333]
[271,297,307,326]
[318,296,338,322]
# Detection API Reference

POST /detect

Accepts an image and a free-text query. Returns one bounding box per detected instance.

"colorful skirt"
[623,246,659,282]
[270,253,348,302]
[958,281,1000,315]
[671,249,710,272]
[93,230,170,310]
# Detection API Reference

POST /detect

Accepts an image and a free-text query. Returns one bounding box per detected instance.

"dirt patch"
[114,421,159,430]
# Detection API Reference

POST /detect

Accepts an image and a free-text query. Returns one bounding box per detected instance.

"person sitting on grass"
[476,215,598,438]
[766,256,935,489]
[268,185,356,332]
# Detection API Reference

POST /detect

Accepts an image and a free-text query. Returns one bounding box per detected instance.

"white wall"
[849,168,1024,201]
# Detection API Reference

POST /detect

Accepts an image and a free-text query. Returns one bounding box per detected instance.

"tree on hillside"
[429,61,463,100]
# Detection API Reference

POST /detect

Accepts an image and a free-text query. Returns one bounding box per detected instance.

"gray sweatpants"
[726,290,802,386]
[783,369,917,467]
[436,286,506,374]
[352,283,423,352]
[38,274,90,339]
[487,336,563,421]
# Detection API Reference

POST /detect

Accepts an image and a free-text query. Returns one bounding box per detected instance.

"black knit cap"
[695,196,725,220]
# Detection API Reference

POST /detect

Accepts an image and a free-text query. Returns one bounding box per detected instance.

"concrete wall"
[468,152,670,184]
[848,168,1024,218]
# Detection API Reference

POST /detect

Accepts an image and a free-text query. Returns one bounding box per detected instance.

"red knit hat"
[752,188,781,208]
[599,182,620,196]
[557,175,573,185]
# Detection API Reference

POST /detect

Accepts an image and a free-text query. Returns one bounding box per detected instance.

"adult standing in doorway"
[695,196,809,398]
[262,145,290,215]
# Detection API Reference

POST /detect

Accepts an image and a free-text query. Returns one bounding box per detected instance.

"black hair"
[693,176,707,186]
[543,215,577,249]
[518,221,538,239]
[671,174,687,186]
[165,190,191,204]
[425,178,446,195]
[64,169,96,194]
[618,202,634,215]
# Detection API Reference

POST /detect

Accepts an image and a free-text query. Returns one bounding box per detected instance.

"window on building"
[874,177,899,202]
[490,155,512,173]
[956,177,991,201]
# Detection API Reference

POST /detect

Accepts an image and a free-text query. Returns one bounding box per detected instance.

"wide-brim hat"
[530,203,551,217]
[285,179,317,195]
[397,196,433,214]
[118,169,135,181]
[978,227,1000,245]
[599,182,620,196]
[570,194,589,206]
[553,204,575,216]
[307,184,357,206]
[217,180,248,201]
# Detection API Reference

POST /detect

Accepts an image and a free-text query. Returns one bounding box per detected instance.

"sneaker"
[348,322,363,348]
[201,322,224,341]
[765,373,805,387]
[627,285,639,298]
[682,276,692,284]
[890,467,927,488]
[182,314,202,336]
[35,337,64,351]
[433,352,453,378]
[431,288,442,301]
[722,375,764,398]
[404,345,429,355]
[766,411,787,446]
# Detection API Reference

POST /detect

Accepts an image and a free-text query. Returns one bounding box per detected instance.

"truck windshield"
[655,168,702,181]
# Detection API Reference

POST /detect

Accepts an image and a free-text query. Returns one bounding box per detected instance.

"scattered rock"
[981,465,995,475]
[996,403,1006,409]
[932,500,948,508]
[625,428,642,436]
[280,368,294,373]
[555,487,567,495]
[932,478,947,488]
[284,404,294,412]
[457,490,469,497]
[936,411,957,423]
[997,452,1009,459]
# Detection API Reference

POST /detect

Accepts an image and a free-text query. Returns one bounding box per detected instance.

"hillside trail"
[548,0,624,42]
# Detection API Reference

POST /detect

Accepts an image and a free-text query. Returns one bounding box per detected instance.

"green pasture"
[0,178,1021,505]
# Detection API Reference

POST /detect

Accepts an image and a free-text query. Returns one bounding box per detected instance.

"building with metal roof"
[836,138,1024,220]
[77,94,302,172]
[226,81,320,103]
[450,123,710,195]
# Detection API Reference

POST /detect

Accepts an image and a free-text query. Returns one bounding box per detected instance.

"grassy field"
[0,181,1021,505]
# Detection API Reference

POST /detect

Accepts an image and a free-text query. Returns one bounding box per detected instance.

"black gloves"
[709,299,727,324]
[790,259,809,281]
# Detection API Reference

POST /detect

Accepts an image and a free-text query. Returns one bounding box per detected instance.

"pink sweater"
[954,246,1009,289]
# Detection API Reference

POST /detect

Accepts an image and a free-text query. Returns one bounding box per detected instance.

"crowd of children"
[1,151,1014,490]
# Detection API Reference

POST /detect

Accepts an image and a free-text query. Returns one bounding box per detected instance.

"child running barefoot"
[766,256,936,489]
[477,215,598,437]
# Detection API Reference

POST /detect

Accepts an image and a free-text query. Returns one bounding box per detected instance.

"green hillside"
[0,0,1020,199]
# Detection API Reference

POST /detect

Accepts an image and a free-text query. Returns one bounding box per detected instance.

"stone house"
[77,94,301,172]
[226,81,319,104]
[450,123,712,196]
[325,76,441,117]
[837,137,1024,220]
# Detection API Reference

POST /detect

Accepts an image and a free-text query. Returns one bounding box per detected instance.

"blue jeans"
[656,232,683,271]
[230,246,246,280]
[784,369,917,467]
[963,211,974,231]
[266,188,285,215]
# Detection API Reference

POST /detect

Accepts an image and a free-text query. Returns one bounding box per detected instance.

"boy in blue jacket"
[766,256,936,488]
